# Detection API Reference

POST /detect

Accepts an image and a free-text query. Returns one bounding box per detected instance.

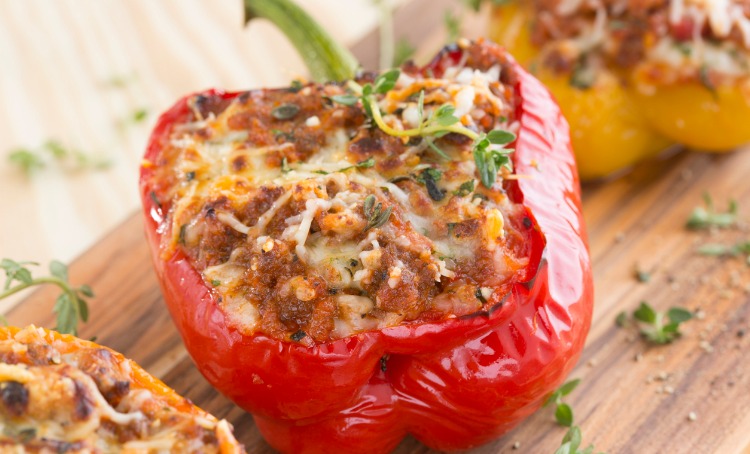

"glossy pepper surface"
[490,0,750,180]
[139,40,593,453]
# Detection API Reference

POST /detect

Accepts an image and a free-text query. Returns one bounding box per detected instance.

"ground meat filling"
[0,326,238,452]
[149,40,532,345]
[526,0,750,86]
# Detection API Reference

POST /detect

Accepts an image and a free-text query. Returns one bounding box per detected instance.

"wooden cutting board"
[8,147,750,453]
[6,2,750,451]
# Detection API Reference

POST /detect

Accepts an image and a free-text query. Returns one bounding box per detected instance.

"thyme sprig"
[698,240,750,265]
[8,140,110,176]
[0,259,92,335]
[632,302,693,344]
[554,426,604,454]
[686,193,738,230]
[544,379,581,427]
[363,195,392,231]
[333,70,516,188]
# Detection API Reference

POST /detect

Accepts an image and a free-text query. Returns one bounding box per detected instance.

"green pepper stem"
[244,0,359,82]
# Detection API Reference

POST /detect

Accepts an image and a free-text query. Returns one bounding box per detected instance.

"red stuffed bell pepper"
[139,28,592,454]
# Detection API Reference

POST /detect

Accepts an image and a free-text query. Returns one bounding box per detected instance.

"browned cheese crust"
[146,41,534,345]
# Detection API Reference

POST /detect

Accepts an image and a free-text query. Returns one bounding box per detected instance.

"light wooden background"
[0,0,412,309]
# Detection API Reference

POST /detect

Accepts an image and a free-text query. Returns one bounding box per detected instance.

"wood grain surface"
[5,1,750,453]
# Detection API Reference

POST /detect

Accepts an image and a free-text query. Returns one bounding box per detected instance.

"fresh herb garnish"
[634,265,651,283]
[453,179,475,197]
[697,240,750,264]
[632,302,693,344]
[615,311,628,328]
[328,94,359,106]
[330,71,516,187]
[271,103,301,120]
[686,193,738,229]
[132,108,149,123]
[211,279,221,287]
[544,379,581,427]
[290,79,304,92]
[8,140,110,176]
[290,330,307,341]
[363,194,392,231]
[415,168,443,184]
[473,131,515,188]
[554,425,603,454]
[0,258,92,335]
[340,157,376,172]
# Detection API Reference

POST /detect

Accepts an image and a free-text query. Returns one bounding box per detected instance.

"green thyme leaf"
[686,193,738,229]
[634,265,651,283]
[433,104,460,126]
[697,240,750,259]
[79,284,94,298]
[557,378,581,397]
[1,259,94,335]
[453,179,475,197]
[632,301,693,344]
[49,261,68,281]
[544,378,581,428]
[329,94,359,106]
[271,103,301,120]
[363,195,392,231]
[555,403,574,427]
[340,158,376,172]
[132,108,149,123]
[425,138,452,160]
[667,307,693,324]
[615,311,628,327]
[43,140,68,158]
[8,149,45,175]
[633,301,657,324]
[486,129,516,145]
[555,425,604,454]
[290,79,304,92]
[373,69,400,94]
[8,141,110,175]
[416,168,443,183]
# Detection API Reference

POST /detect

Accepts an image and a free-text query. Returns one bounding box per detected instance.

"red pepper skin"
[140,45,593,453]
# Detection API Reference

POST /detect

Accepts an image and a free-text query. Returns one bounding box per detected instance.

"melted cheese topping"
[148,41,532,344]
[529,0,750,85]
[0,326,243,453]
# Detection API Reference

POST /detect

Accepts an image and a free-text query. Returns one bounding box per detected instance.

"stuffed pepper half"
[140,38,593,453]
[0,325,243,452]
[491,0,750,179]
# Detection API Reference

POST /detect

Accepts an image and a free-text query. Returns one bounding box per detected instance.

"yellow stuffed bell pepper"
[489,0,750,180]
